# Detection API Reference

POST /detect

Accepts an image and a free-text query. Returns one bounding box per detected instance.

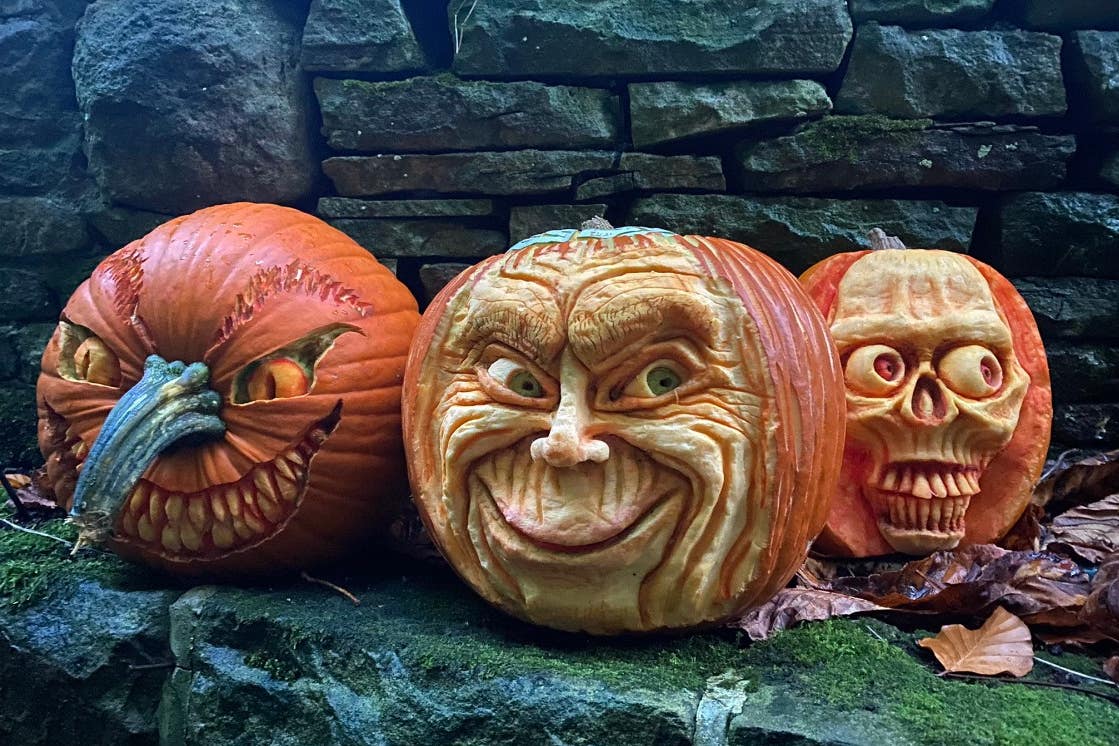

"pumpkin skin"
[402,227,845,634]
[37,202,420,576]
[801,249,1052,557]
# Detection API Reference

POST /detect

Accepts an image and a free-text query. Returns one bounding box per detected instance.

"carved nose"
[529,389,609,468]
[910,376,949,425]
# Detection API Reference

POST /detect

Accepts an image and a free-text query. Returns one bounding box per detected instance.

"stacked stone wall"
[2,0,1118,464]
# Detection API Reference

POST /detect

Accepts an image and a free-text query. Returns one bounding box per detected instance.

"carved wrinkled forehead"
[830,250,1012,349]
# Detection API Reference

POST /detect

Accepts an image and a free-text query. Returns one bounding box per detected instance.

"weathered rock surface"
[1065,32,1119,124]
[737,118,1074,192]
[315,76,620,152]
[1045,343,1119,404]
[0,268,57,322]
[849,0,995,24]
[1013,278,1119,341]
[998,192,1119,278]
[627,194,976,272]
[835,24,1066,119]
[86,206,173,250]
[1052,403,1119,446]
[1014,0,1119,30]
[324,151,617,197]
[628,80,831,149]
[1103,150,1119,189]
[300,0,427,73]
[0,385,39,466]
[418,262,472,304]
[317,197,495,219]
[453,0,853,78]
[0,322,54,383]
[575,154,726,201]
[329,219,506,259]
[72,0,317,213]
[510,204,609,242]
[0,197,91,257]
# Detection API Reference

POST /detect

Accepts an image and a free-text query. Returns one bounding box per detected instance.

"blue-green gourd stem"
[69,354,225,552]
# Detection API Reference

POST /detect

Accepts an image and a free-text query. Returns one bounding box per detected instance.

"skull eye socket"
[939,345,1003,398]
[57,321,121,387]
[845,345,906,396]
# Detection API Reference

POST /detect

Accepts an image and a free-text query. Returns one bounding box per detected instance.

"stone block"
[1045,343,1119,405]
[1052,403,1119,447]
[330,219,506,259]
[835,24,1065,119]
[628,79,831,149]
[848,0,995,24]
[1013,0,1119,30]
[418,262,472,305]
[301,0,427,73]
[0,268,58,322]
[998,192,1119,278]
[317,197,495,219]
[316,76,620,152]
[0,197,90,258]
[575,154,725,201]
[509,204,609,242]
[87,206,173,250]
[1066,32,1119,124]
[1012,278,1119,341]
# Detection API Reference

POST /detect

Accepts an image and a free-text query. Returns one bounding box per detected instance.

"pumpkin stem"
[868,227,907,250]
[68,355,225,553]
[580,216,614,230]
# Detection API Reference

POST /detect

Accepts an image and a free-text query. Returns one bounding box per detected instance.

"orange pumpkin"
[402,226,845,633]
[37,202,420,576]
[801,248,1051,557]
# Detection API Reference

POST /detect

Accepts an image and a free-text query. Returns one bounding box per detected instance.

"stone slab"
[1045,343,1119,405]
[627,194,977,273]
[0,322,54,384]
[509,204,609,242]
[849,0,995,24]
[317,197,496,219]
[998,192,1119,278]
[575,154,725,201]
[0,197,91,257]
[628,79,831,149]
[835,24,1066,119]
[316,76,620,152]
[1012,278,1119,341]
[1015,1,1119,30]
[329,219,507,259]
[1052,403,1119,447]
[452,0,853,78]
[418,262,472,305]
[1066,32,1119,124]
[301,0,427,73]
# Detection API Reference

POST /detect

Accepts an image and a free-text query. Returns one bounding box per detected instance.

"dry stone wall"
[1,0,1118,465]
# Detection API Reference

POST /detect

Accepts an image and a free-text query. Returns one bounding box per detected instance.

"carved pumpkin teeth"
[930,500,942,530]
[128,483,149,516]
[911,471,933,500]
[121,511,138,537]
[210,492,228,524]
[148,489,165,525]
[188,498,210,532]
[137,513,157,542]
[212,522,236,549]
[274,458,296,481]
[881,467,899,491]
[180,521,202,551]
[165,494,184,523]
[161,525,181,553]
[928,472,947,498]
[232,516,255,540]
[224,487,242,520]
[257,492,282,522]
[275,472,300,503]
[898,468,913,493]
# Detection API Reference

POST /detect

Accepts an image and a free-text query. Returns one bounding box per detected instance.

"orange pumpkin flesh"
[801,249,1052,557]
[402,227,845,633]
[36,202,420,577]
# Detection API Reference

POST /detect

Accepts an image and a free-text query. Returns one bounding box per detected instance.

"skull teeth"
[871,462,979,535]
[115,423,328,557]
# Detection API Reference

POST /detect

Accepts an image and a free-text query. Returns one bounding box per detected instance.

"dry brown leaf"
[3,472,31,490]
[1078,552,1119,643]
[1033,449,1119,512]
[998,502,1044,551]
[1045,494,1119,563]
[728,588,888,641]
[1104,656,1119,684]
[918,607,1034,677]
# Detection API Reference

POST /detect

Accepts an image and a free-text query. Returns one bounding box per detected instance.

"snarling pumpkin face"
[404,227,844,634]
[36,202,420,576]
[802,249,1051,557]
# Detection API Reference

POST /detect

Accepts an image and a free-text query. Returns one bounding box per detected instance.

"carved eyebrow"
[458,299,566,364]
[568,291,719,366]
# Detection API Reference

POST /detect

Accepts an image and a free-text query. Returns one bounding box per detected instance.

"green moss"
[0,505,151,610]
[792,114,933,161]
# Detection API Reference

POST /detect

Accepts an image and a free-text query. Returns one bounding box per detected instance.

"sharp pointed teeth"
[257,492,282,522]
[188,499,210,531]
[944,472,962,497]
[881,467,899,491]
[239,485,256,509]
[276,473,301,503]
[128,483,149,516]
[211,492,228,523]
[121,512,139,537]
[232,517,255,540]
[274,458,295,481]
[212,523,235,549]
[254,470,277,498]
[165,494,184,523]
[148,490,165,525]
[288,450,306,467]
[138,514,156,542]
[181,521,202,551]
[243,509,268,534]
[929,472,947,498]
[224,487,242,520]
[161,525,182,552]
[308,428,328,446]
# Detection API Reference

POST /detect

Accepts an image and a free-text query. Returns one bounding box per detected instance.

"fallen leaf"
[998,502,1044,551]
[1104,656,1119,684]
[1078,552,1119,644]
[1033,449,1119,512]
[2,472,31,490]
[728,588,888,641]
[1045,494,1119,563]
[918,607,1034,677]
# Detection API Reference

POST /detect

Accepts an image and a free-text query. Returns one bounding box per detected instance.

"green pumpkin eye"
[509,370,544,398]
[645,366,682,396]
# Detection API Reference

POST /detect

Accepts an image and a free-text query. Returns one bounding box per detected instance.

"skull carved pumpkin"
[36,203,420,576]
[801,247,1051,557]
[403,226,845,634]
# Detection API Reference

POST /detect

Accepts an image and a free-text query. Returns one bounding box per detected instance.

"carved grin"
[48,405,340,558]
[866,460,980,552]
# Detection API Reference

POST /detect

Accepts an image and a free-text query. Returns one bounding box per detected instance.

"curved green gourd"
[69,354,225,550]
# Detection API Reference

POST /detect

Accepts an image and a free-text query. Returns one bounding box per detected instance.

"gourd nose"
[910,375,948,425]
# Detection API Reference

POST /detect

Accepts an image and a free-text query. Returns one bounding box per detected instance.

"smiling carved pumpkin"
[36,202,420,576]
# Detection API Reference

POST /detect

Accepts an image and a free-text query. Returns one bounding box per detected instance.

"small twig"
[941,672,1119,705]
[0,517,74,548]
[128,661,175,671]
[301,570,360,606]
[1035,656,1119,687]
[1,470,28,522]
[452,0,480,54]
[863,624,887,642]
[1038,448,1081,483]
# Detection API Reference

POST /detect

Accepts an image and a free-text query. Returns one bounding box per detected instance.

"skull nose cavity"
[910,376,948,424]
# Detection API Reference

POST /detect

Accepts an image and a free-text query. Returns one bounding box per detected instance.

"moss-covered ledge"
[3,511,1119,746]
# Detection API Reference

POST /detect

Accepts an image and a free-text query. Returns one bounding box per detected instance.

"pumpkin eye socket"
[845,345,906,396]
[231,324,358,404]
[938,345,1003,398]
[621,360,686,399]
[487,358,547,399]
[57,321,121,387]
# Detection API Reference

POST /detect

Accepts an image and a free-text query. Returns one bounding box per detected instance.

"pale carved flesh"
[406,229,842,634]
[830,250,1029,554]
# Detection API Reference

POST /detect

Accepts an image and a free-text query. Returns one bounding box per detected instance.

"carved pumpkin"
[800,245,1051,557]
[36,202,420,576]
[402,226,845,634]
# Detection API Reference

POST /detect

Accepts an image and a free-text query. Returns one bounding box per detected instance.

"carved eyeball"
[72,336,121,387]
[845,345,906,396]
[487,358,547,399]
[623,360,686,399]
[244,357,310,401]
[939,345,1003,398]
